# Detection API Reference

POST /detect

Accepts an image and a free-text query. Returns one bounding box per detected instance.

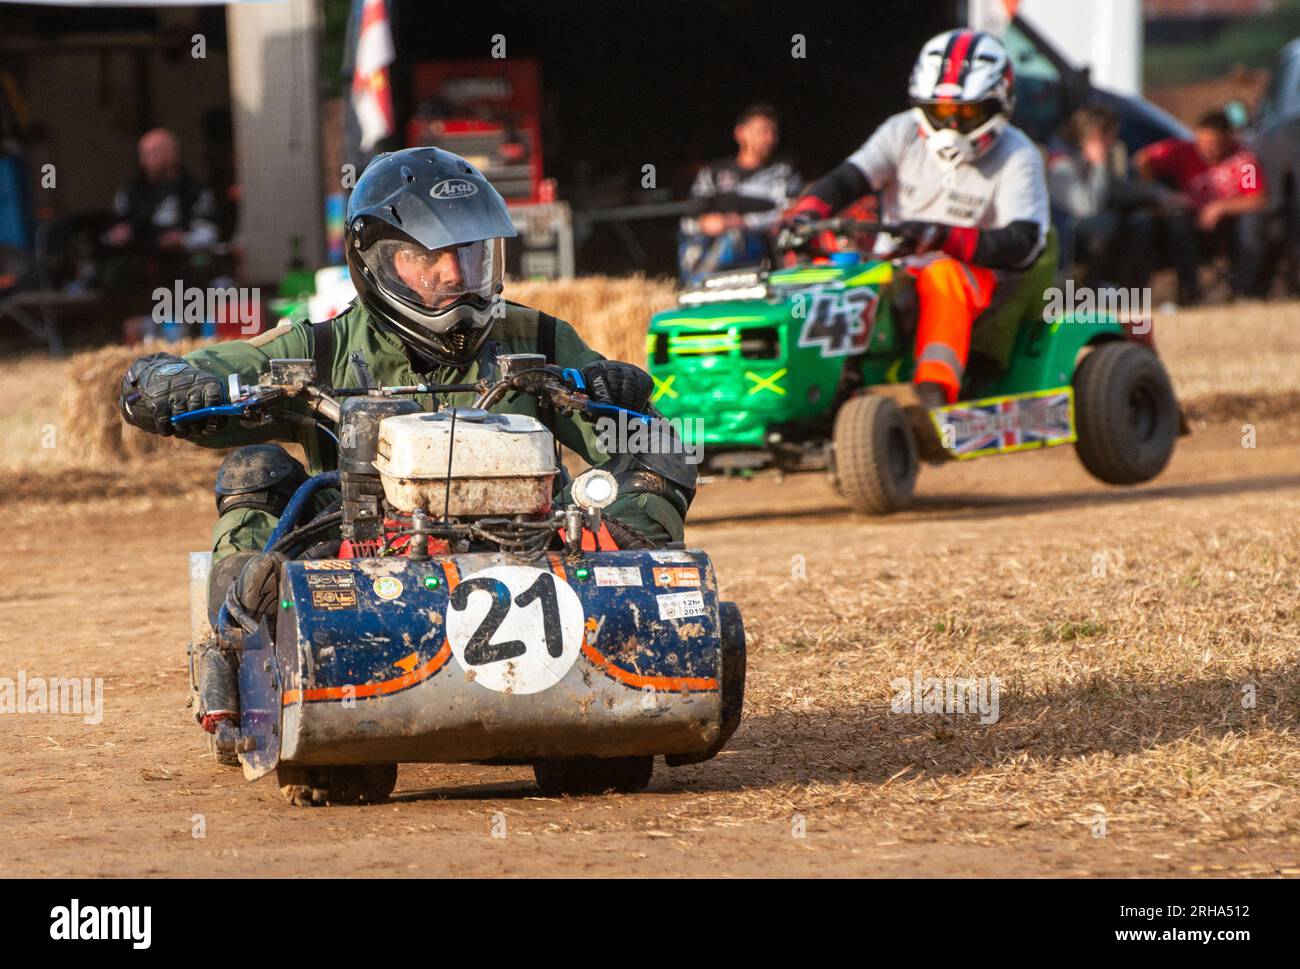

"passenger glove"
[119,353,225,438]
[579,361,653,414]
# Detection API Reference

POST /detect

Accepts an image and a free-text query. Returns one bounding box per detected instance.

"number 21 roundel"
[446,566,585,694]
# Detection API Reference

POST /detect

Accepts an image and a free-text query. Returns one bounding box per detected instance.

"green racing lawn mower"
[646,218,1187,514]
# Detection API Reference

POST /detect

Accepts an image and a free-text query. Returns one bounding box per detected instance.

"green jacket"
[184,300,684,544]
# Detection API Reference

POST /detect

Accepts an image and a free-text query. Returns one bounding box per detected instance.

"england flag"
[351,0,395,152]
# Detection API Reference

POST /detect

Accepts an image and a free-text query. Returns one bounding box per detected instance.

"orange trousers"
[907,257,997,404]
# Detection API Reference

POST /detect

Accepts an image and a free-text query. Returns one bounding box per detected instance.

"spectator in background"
[1136,110,1268,303]
[1048,104,1170,291]
[678,103,801,284]
[105,128,219,262]
[102,128,222,342]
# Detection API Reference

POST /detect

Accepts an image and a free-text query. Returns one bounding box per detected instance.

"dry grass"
[1157,300,1300,400]
[659,479,1300,864]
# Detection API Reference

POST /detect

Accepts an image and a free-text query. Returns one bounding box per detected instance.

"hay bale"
[60,338,213,464]
[504,274,678,367]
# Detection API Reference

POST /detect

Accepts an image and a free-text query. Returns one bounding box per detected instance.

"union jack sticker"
[930,387,1076,460]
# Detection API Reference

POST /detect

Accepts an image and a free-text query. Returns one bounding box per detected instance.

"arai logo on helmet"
[430,178,479,200]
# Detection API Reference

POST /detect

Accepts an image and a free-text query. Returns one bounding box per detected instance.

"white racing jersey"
[847,111,1050,268]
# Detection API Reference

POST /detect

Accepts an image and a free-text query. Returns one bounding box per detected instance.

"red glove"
[779,194,833,229]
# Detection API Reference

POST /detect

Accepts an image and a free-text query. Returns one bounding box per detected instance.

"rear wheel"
[277,763,398,806]
[533,756,653,797]
[831,394,918,513]
[1073,341,1178,485]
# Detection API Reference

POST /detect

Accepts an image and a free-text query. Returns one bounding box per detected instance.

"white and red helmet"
[908,29,1015,167]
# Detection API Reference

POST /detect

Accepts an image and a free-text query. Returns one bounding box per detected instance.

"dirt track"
[2,420,1299,878]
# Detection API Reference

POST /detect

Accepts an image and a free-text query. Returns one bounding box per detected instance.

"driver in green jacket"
[118,147,696,622]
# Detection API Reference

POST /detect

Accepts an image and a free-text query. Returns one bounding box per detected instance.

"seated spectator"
[106,128,219,259]
[1048,104,1170,291]
[1136,110,1268,303]
[102,128,222,341]
[678,104,801,284]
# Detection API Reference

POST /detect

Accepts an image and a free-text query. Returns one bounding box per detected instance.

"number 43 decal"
[796,287,879,357]
[445,566,585,694]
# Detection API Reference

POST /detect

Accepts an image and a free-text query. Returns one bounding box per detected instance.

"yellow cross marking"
[745,368,787,396]
[652,373,678,401]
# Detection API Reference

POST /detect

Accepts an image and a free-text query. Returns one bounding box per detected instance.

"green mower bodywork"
[648,243,1184,514]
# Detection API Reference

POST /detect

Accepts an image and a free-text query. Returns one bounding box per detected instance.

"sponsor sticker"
[653,566,701,588]
[594,566,642,587]
[303,560,351,571]
[373,576,404,601]
[649,550,694,564]
[306,573,355,590]
[311,588,358,611]
[656,590,706,621]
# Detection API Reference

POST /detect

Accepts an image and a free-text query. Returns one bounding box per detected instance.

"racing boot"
[916,381,948,410]
[196,550,256,768]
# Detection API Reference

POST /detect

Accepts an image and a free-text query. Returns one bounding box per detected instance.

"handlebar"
[170,362,652,429]
[774,218,902,252]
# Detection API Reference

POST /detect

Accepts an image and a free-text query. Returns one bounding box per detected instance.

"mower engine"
[335,397,559,558]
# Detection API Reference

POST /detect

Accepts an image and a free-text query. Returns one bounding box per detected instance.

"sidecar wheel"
[533,755,653,796]
[276,763,397,806]
[665,600,746,766]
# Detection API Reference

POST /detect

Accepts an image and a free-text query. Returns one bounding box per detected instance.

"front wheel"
[1073,341,1179,485]
[831,394,919,513]
[533,756,653,796]
[277,763,398,806]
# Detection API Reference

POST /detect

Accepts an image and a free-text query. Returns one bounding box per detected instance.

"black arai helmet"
[345,147,518,368]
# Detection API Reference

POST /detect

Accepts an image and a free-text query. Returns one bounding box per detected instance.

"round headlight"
[572,468,619,510]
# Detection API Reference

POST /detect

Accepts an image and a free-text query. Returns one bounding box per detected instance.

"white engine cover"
[373,409,557,516]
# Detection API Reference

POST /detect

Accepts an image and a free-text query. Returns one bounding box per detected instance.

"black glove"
[603,517,654,550]
[119,353,226,438]
[579,361,653,414]
[893,220,951,256]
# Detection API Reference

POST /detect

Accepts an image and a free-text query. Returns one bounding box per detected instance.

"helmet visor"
[919,99,1002,135]
[361,237,505,319]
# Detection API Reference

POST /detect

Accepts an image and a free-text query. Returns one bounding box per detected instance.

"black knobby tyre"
[277,763,398,806]
[1073,341,1179,485]
[831,394,919,513]
[532,755,654,797]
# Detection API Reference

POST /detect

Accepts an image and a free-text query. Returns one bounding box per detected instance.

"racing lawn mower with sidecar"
[182,354,745,805]
[646,218,1187,514]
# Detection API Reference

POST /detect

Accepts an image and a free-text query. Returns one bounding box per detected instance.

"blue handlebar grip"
[170,403,248,424]
[584,401,651,423]
[562,367,586,390]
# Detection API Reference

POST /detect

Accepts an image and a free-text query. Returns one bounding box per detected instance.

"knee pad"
[214,444,307,518]
[208,550,256,629]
